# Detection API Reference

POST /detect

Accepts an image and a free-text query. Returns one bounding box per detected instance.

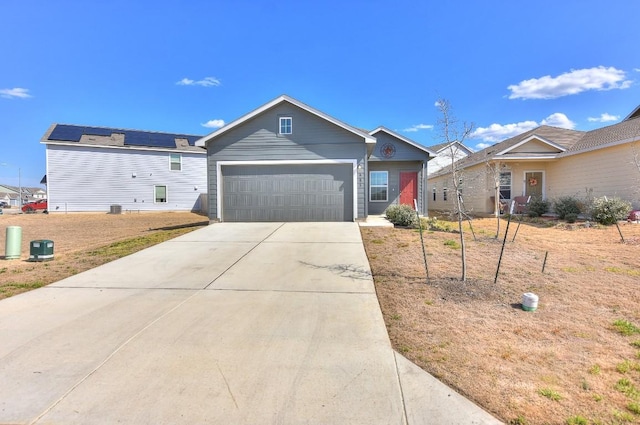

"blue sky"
[2,0,639,187]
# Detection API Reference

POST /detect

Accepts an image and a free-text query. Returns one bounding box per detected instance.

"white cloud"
[507,66,632,100]
[540,112,576,129]
[471,113,575,143]
[201,119,225,129]
[470,120,538,143]
[588,113,620,123]
[475,142,492,150]
[402,123,434,132]
[177,77,221,87]
[0,87,32,99]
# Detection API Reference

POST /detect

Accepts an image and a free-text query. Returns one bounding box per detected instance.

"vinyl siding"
[547,144,640,207]
[368,161,425,214]
[369,132,430,162]
[46,145,207,212]
[206,103,367,220]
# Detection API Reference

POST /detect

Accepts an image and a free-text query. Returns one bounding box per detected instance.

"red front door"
[399,172,418,208]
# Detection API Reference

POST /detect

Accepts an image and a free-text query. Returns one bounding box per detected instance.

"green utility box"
[29,240,54,262]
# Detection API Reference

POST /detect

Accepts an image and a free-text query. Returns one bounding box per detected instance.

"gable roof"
[195,95,377,148]
[428,140,474,155]
[368,126,436,157]
[429,125,585,178]
[495,133,568,156]
[41,124,204,153]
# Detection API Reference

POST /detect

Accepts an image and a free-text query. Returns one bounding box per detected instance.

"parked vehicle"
[21,199,48,213]
[0,201,8,208]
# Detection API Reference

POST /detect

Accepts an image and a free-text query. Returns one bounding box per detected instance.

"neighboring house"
[40,125,207,213]
[196,95,435,222]
[0,191,17,207]
[0,184,35,207]
[426,141,474,176]
[428,107,640,215]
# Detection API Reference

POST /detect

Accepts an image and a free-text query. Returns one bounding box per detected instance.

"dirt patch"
[362,218,640,425]
[0,212,208,298]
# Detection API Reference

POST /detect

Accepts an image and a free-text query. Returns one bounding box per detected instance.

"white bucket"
[522,293,538,311]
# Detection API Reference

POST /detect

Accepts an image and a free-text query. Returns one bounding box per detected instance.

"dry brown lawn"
[0,212,207,298]
[362,216,640,425]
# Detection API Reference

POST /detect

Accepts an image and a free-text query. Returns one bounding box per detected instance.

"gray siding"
[368,161,425,215]
[369,132,431,162]
[207,103,367,220]
[47,145,207,213]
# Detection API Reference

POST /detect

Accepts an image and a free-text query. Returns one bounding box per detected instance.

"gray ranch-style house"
[196,95,435,222]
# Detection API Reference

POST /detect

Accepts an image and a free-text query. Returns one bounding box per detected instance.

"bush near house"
[527,197,549,218]
[384,204,419,227]
[589,196,632,225]
[553,196,582,220]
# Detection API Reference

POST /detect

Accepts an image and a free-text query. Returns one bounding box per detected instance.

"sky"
[2,0,639,188]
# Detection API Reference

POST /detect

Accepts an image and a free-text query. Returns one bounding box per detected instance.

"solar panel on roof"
[83,127,113,137]
[49,125,84,142]
[50,124,202,148]
[148,133,176,148]
[123,131,150,146]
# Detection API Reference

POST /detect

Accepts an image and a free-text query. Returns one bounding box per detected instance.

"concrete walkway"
[0,222,501,424]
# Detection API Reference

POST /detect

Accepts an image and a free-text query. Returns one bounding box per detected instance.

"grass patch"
[612,319,640,336]
[86,230,186,260]
[565,416,588,425]
[443,239,460,249]
[615,378,640,399]
[538,388,562,401]
[631,341,640,349]
[509,416,528,425]
[628,401,640,415]
[589,364,601,375]
[617,360,633,374]
[604,267,640,276]
[612,409,635,422]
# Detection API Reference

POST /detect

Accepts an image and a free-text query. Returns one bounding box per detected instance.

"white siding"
[427,148,469,176]
[46,145,207,213]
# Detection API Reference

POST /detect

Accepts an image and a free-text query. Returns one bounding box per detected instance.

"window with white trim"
[432,187,436,201]
[170,153,181,171]
[499,172,511,200]
[369,171,388,202]
[155,185,167,203]
[279,117,292,134]
[443,188,448,201]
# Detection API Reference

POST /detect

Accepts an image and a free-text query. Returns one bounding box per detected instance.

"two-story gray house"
[196,95,435,222]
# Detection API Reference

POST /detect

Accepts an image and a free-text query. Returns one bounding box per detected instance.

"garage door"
[222,164,353,222]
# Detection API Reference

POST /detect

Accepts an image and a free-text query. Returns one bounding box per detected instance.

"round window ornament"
[380,143,396,159]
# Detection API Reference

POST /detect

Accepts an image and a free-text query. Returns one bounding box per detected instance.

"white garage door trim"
[217,159,358,222]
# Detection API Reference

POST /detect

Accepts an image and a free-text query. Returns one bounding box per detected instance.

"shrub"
[385,204,418,227]
[565,213,578,223]
[589,196,631,225]
[554,196,582,219]
[527,197,549,217]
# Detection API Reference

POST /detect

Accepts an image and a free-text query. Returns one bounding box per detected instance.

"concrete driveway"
[0,222,501,424]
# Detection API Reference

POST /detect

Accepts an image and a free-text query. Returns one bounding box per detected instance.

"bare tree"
[436,98,475,281]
